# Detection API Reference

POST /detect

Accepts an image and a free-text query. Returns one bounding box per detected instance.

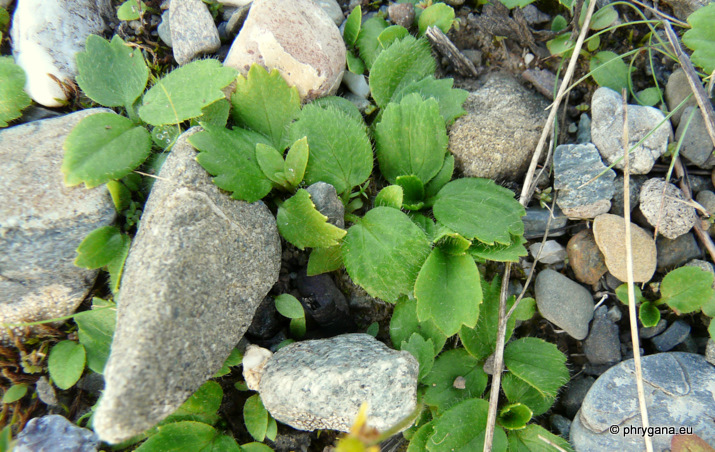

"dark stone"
[562,376,595,418]
[247,296,283,340]
[583,307,621,365]
[523,206,569,239]
[550,414,571,438]
[639,319,667,339]
[76,373,105,396]
[296,270,356,333]
[651,320,691,352]
[656,233,701,270]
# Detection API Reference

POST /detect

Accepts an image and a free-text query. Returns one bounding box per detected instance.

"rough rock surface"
[592,213,657,282]
[591,87,672,174]
[571,353,715,450]
[169,0,220,65]
[567,229,608,285]
[306,182,344,228]
[10,0,114,107]
[665,68,699,126]
[224,0,346,101]
[0,109,115,342]
[553,143,615,218]
[534,269,594,340]
[675,106,715,169]
[583,306,621,365]
[657,233,701,270]
[14,415,99,452]
[448,72,549,181]
[639,178,697,240]
[93,129,281,444]
[258,334,418,432]
[610,174,644,214]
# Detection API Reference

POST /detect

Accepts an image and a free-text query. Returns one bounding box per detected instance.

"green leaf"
[401,333,435,381]
[660,266,715,314]
[240,443,274,452]
[311,95,364,125]
[290,316,307,338]
[392,77,468,126]
[375,185,404,209]
[424,155,454,202]
[586,4,618,30]
[255,142,287,186]
[508,424,574,451]
[378,25,410,49]
[76,35,148,108]
[435,232,471,256]
[501,373,555,417]
[151,124,180,150]
[277,189,347,250]
[710,320,715,342]
[356,16,389,69]
[500,0,536,8]
[289,104,372,194]
[275,294,305,319]
[244,394,269,442]
[468,235,528,262]
[0,56,31,127]
[512,297,536,321]
[615,283,644,306]
[48,340,86,390]
[62,112,152,188]
[375,94,447,185]
[366,322,379,337]
[547,34,575,56]
[74,226,130,269]
[418,3,455,36]
[396,175,426,210]
[433,178,525,245]
[190,125,273,202]
[498,403,532,430]
[346,49,367,75]
[702,292,715,317]
[165,381,223,425]
[426,398,508,452]
[682,3,715,74]
[265,416,277,442]
[76,298,116,374]
[117,0,147,21]
[390,296,447,356]
[231,65,301,149]
[107,180,132,212]
[307,246,343,276]
[408,421,436,452]
[284,136,309,187]
[197,98,231,128]
[135,421,240,452]
[2,384,28,403]
[504,338,569,398]
[459,276,516,361]
[410,213,438,241]
[635,87,662,107]
[107,238,131,295]
[369,36,435,108]
[343,207,431,302]
[638,301,661,328]
[214,348,243,378]
[415,248,482,336]
[587,35,601,52]
[343,5,362,46]
[590,51,632,93]
[139,59,237,126]
[423,349,488,413]
[551,15,568,32]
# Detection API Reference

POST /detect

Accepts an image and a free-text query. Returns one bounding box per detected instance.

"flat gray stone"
[571,353,715,450]
[224,0,346,101]
[676,106,715,169]
[93,128,281,444]
[577,113,591,144]
[640,178,697,240]
[657,233,701,270]
[534,269,595,340]
[448,72,549,181]
[11,0,114,107]
[554,143,615,218]
[639,319,668,339]
[258,334,418,432]
[706,339,715,366]
[529,240,567,264]
[583,306,621,365]
[170,0,220,65]
[0,109,115,342]
[523,206,569,239]
[651,320,691,352]
[591,87,672,174]
[15,415,99,452]
[306,182,344,228]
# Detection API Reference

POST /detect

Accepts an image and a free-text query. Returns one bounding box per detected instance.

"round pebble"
[567,229,608,285]
[639,178,697,239]
[592,214,657,283]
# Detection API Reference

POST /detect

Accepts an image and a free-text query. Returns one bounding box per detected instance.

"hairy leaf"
[165,381,223,425]
[424,155,455,201]
[501,373,555,417]
[508,424,574,451]
[418,3,455,36]
[498,403,532,430]
[197,98,230,128]
[590,51,633,94]
[139,59,236,126]
[401,333,435,381]
[375,185,404,209]
[390,296,447,355]
[638,301,660,327]
[660,266,715,314]
[0,57,31,127]
[62,112,151,187]
[48,341,86,390]
[427,398,508,452]
[370,35,435,108]
[504,338,569,397]
[74,226,130,269]
[76,35,148,107]
[468,235,528,262]
[415,248,482,336]
[284,136,309,187]
[378,25,410,49]
[76,298,116,374]
[232,65,301,149]
[289,104,372,194]
[356,16,389,69]
[190,125,273,202]
[375,94,447,184]
[683,3,715,74]
[393,77,468,125]
[343,207,431,302]
[343,5,362,46]
[307,246,342,276]
[311,95,364,124]
[433,178,525,245]
[397,175,426,210]
[423,349,488,413]
[407,421,436,452]
[277,189,347,250]
[135,421,240,452]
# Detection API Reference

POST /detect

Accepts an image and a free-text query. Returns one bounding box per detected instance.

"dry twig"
[673,158,715,262]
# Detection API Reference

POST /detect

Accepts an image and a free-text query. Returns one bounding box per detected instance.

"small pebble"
[656,233,701,270]
[529,240,567,264]
[593,214,657,283]
[534,269,595,340]
[523,206,569,239]
[651,320,691,352]
[639,319,668,339]
[583,306,621,365]
[562,376,595,418]
[567,229,608,285]
[639,178,697,240]
[550,414,571,438]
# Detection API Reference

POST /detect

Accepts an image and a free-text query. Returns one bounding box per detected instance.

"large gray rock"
[256,334,418,432]
[534,269,594,340]
[93,128,281,444]
[224,0,346,101]
[571,353,715,450]
[639,178,697,240]
[11,0,114,107]
[170,0,221,65]
[554,143,615,218]
[591,87,672,174]
[448,72,549,181]
[0,109,115,343]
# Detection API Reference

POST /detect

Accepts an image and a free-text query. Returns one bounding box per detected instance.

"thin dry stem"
[622,89,653,452]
